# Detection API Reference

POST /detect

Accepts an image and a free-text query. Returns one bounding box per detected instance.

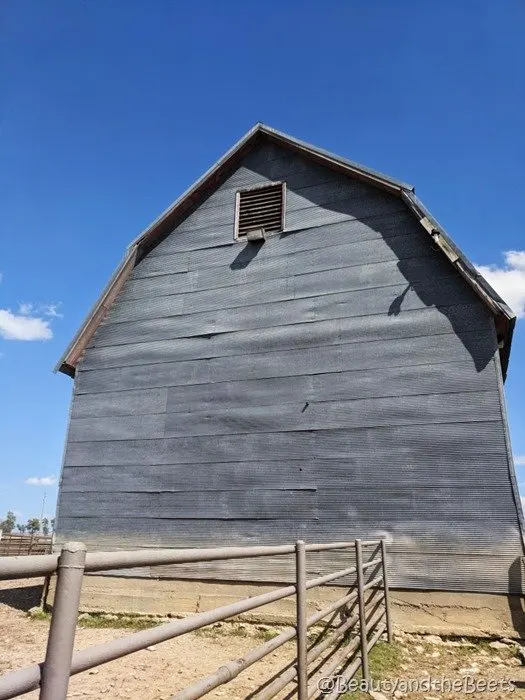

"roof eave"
[54,248,138,375]
[401,190,516,378]
[259,124,415,193]
[56,123,416,377]
[130,123,413,256]
[129,123,264,253]
[55,123,515,379]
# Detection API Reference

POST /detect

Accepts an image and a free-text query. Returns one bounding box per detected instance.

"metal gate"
[0,538,392,699]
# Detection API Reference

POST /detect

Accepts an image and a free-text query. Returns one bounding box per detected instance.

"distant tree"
[41,518,50,535]
[50,518,55,532]
[0,511,17,534]
[17,524,27,534]
[26,518,40,535]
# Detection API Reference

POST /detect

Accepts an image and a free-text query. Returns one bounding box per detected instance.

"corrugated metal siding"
[74,331,496,394]
[56,141,524,593]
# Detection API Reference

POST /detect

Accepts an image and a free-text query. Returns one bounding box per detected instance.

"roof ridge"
[55,124,515,378]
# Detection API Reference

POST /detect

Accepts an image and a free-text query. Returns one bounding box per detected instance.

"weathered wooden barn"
[55,124,524,593]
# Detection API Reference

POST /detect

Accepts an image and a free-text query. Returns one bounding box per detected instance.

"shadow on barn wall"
[240,153,496,374]
[508,558,525,635]
[230,239,265,269]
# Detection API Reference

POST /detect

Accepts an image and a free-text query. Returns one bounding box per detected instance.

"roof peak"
[55,125,515,378]
[255,122,415,192]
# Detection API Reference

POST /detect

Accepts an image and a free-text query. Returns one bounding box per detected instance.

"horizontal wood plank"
[67,390,500,442]
[73,359,494,415]
[64,420,508,467]
[59,488,317,520]
[92,297,486,349]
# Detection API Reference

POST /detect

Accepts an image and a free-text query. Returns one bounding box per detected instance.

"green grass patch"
[77,615,161,631]
[368,640,403,676]
[27,608,50,622]
[259,627,281,642]
[340,641,403,699]
[195,624,248,639]
[28,609,287,638]
[195,623,285,641]
[475,639,517,658]
[28,608,162,631]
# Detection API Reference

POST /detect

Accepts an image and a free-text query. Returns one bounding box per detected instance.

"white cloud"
[18,302,34,316]
[42,303,63,318]
[515,456,525,466]
[0,276,62,340]
[476,250,525,318]
[0,309,53,340]
[18,302,63,319]
[24,475,57,486]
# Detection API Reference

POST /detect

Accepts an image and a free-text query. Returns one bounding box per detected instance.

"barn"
[55,124,524,594]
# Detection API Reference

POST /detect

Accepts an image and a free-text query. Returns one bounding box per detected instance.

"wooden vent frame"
[234,182,286,241]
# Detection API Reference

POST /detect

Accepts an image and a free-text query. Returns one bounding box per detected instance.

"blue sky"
[1,1,524,524]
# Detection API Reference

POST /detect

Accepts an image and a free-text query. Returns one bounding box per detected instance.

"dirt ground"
[0,579,297,700]
[2,579,525,699]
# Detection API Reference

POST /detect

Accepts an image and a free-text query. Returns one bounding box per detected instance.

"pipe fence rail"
[0,538,392,700]
[0,533,53,557]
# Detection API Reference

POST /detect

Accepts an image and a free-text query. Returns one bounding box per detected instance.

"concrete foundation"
[46,575,525,638]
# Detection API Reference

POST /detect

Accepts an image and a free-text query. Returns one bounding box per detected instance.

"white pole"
[40,492,47,524]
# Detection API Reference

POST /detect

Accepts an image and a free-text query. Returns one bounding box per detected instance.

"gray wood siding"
[56,141,524,593]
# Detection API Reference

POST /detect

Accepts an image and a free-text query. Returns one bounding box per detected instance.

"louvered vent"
[235,183,285,239]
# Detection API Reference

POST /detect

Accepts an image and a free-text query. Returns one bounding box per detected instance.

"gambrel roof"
[56,123,516,378]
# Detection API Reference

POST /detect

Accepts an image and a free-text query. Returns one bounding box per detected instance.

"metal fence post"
[295,540,308,700]
[40,542,86,700]
[380,539,393,642]
[355,539,370,683]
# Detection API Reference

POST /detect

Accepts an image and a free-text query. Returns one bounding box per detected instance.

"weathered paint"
[56,140,524,592]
